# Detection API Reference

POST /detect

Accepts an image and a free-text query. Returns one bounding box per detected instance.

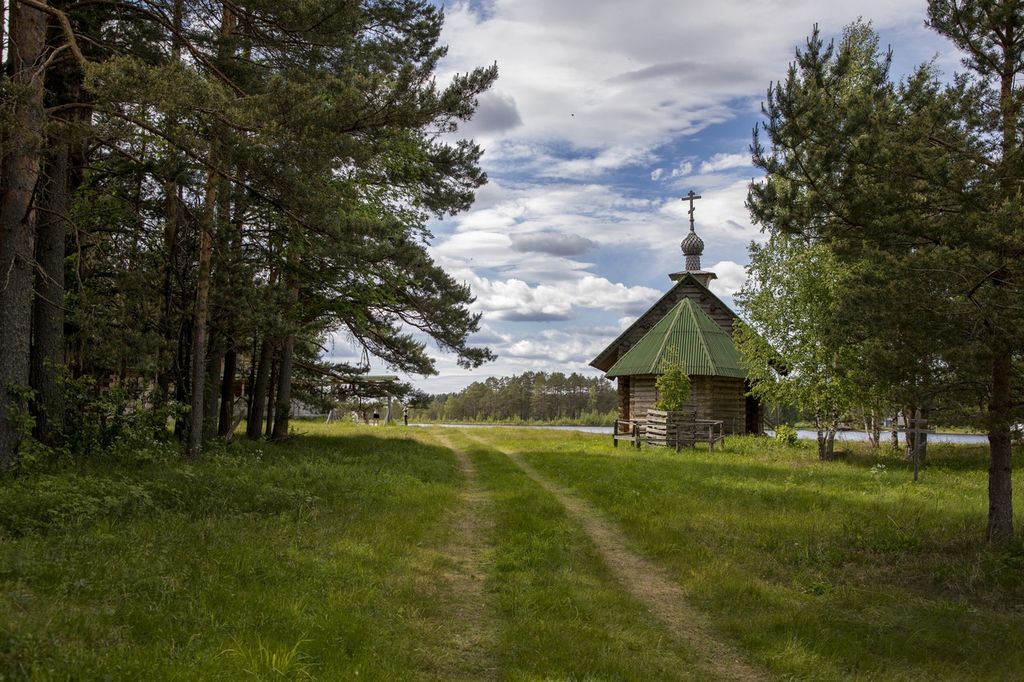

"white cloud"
[700,152,750,174]
[504,329,612,363]
[465,273,661,321]
[337,1,959,393]
[670,160,694,178]
[440,0,932,175]
[543,145,657,179]
[706,260,748,298]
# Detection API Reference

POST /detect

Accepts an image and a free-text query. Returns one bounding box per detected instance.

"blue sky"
[327,0,959,393]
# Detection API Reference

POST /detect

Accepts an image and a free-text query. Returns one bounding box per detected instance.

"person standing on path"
[403,404,409,426]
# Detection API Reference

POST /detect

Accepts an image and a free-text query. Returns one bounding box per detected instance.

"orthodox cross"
[681,190,702,231]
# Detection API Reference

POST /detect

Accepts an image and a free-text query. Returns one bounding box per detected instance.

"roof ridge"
[686,299,718,375]
[588,273,738,372]
[653,301,682,370]
[604,295,745,379]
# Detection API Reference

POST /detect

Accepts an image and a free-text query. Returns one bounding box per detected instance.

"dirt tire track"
[466,433,768,682]
[425,433,498,681]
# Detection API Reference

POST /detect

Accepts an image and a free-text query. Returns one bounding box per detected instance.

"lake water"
[785,429,987,445]
[413,422,990,445]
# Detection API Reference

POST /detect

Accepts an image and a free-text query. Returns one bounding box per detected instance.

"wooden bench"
[614,413,727,452]
[694,419,726,451]
[613,419,644,448]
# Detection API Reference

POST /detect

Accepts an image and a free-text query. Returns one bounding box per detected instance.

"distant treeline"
[422,372,617,424]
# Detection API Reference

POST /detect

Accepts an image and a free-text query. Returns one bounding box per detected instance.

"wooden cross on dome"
[681,190,701,232]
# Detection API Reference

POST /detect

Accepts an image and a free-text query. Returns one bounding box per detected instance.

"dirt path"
[466,433,768,682]
[425,434,498,681]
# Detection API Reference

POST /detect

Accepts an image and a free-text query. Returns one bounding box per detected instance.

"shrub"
[655,364,691,412]
[49,376,182,464]
[774,424,799,446]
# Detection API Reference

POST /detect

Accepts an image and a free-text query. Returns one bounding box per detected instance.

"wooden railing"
[694,419,726,451]
[611,410,725,452]
[612,419,643,448]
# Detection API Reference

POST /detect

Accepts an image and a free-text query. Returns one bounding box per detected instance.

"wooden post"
[902,412,934,482]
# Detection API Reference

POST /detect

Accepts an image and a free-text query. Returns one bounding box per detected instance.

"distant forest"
[422,372,618,424]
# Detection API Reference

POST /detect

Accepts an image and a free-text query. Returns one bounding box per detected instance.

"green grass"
[0,424,467,679]
[480,428,1024,680]
[2,422,1022,679]
[443,431,703,680]
[415,411,617,427]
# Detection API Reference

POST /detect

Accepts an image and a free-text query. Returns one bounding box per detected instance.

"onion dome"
[681,227,704,271]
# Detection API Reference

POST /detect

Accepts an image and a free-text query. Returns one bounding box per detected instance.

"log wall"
[617,376,631,421]
[629,374,749,435]
[629,375,659,420]
[688,376,746,435]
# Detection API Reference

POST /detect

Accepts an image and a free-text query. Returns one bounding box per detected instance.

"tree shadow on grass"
[0,430,459,537]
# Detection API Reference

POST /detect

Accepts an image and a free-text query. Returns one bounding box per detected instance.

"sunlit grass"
[443,431,704,680]
[3,421,1020,679]
[478,427,1024,680]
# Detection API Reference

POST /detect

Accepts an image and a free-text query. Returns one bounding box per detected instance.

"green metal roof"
[605,298,746,379]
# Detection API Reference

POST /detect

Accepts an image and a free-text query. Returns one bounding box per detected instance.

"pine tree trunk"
[271,331,296,441]
[245,339,257,419]
[0,2,48,468]
[157,180,180,400]
[984,21,1018,543]
[247,338,273,440]
[264,358,278,438]
[271,282,299,441]
[203,329,224,440]
[157,0,184,400]
[173,319,191,439]
[185,169,218,459]
[214,167,240,439]
[0,1,6,78]
[218,346,236,438]
[30,139,70,447]
[987,347,1014,541]
[918,407,929,464]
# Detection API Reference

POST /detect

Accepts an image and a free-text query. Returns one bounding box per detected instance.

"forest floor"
[1,423,1022,679]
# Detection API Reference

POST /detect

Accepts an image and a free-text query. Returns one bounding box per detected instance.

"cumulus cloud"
[510,232,597,256]
[466,273,661,321]
[504,329,612,363]
[458,91,523,135]
[659,178,760,243]
[542,145,657,179]
[706,260,749,298]
[670,161,694,178]
[439,0,929,167]
[352,1,954,393]
[469,323,512,345]
[700,152,751,174]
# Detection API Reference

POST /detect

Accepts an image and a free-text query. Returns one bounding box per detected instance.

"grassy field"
[1,423,1021,679]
